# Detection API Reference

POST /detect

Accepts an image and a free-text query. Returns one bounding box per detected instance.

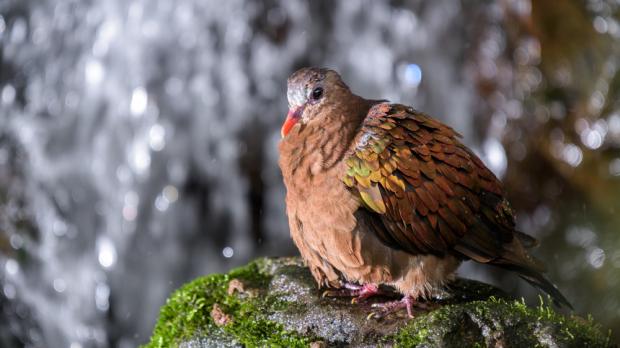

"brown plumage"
[278,67,571,312]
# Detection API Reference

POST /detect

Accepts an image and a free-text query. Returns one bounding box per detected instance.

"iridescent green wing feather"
[343,103,573,309]
[344,103,516,259]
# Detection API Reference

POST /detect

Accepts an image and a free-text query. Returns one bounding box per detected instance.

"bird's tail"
[496,262,573,309]
[494,238,573,309]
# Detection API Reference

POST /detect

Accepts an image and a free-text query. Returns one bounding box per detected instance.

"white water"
[0,1,506,346]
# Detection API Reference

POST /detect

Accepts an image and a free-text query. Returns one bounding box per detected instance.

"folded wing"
[344,103,571,308]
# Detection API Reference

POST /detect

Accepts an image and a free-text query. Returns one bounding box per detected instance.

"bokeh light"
[1,0,619,346]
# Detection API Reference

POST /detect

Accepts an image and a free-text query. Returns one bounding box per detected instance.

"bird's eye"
[311,87,324,101]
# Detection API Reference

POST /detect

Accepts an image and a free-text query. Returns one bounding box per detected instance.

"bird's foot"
[322,283,394,303]
[368,295,430,319]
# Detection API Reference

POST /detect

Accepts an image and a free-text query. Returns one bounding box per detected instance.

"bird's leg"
[369,295,432,319]
[322,283,395,303]
[352,284,381,304]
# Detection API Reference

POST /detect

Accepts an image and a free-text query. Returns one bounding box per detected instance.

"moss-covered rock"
[143,257,614,348]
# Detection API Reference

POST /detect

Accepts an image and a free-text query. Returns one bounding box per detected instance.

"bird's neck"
[279,95,372,178]
[317,97,370,164]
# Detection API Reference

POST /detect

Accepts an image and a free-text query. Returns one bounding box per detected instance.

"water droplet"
[1,84,16,105]
[483,138,507,178]
[5,259,19,276]
[222,247,234,258]
[154,194,169,212]
[53,220,67,237]
[562,144,583,167]
[581,129,604,150]
[590,91,605,111]
[93,19,119,56]
[97,237,117,269]
[53,278,66,293]
[3,283,16,299]
[163,185,178,203]
[587,248,605,269]
[9,234,23,249]
[149,124,166,151]
[10,18,27,44]
[85,59,104,86]
[130,87,148,116]
[95,283,110,311]
[402,63,422,88]
[593,16,608,34]
[131,142,151,174]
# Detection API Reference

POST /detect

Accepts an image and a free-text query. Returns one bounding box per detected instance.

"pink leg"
[352,284,381,303]
[369,295,431,319]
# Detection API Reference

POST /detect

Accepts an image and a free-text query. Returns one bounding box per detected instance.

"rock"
[144,257,614,348]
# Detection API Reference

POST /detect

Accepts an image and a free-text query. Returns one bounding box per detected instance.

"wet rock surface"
[145,257,614,347]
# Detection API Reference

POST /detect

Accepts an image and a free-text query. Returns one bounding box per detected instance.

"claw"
[368,295,429,319]
[322,288,352,298]
[322,283,385,303]
[351,296,367,304]
[322,289,345,298]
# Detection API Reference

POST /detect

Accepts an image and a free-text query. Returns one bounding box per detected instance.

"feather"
[359,185,386,214]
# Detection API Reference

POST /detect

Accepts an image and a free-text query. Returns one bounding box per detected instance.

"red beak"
[281,105,305,138]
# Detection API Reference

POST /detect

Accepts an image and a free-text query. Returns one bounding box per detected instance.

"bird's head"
[281,67,350,137]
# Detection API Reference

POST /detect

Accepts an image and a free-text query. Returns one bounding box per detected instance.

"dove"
[278,67,571,317]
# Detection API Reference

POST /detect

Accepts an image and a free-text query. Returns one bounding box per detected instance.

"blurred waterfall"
[2,0,619,347]
[0,1,485,346]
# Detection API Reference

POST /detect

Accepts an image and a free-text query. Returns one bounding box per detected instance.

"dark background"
[1,0,619,347]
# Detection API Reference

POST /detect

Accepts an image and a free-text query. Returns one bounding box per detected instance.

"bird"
[278,67,571,317]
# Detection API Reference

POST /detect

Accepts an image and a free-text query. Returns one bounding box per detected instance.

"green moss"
[389,297,613,347]
[144,257,613,347]
[142,259,313,348]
